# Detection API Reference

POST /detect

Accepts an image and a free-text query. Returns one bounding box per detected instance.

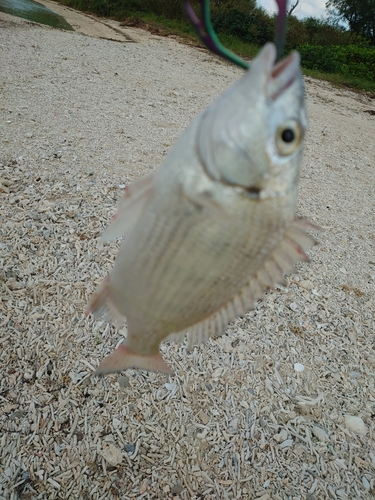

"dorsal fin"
[166,217,317,348]
[102,174,155,242]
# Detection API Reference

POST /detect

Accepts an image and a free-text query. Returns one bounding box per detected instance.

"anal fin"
[176,217,317,349]
[95,344,173,375]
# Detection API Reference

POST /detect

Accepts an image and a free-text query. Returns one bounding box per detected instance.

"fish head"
[199,43,307,200]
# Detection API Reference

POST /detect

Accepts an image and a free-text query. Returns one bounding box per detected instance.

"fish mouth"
[268,51,301,101]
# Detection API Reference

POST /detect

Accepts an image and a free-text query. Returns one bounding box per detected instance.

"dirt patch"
[32,0,135,41]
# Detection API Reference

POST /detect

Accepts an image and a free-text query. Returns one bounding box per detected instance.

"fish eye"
[276,120,303,156]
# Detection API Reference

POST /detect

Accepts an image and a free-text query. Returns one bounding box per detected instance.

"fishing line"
[183,0,288,68]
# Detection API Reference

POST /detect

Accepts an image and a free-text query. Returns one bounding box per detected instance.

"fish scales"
[87,43,316,375]
[112,181,283,329]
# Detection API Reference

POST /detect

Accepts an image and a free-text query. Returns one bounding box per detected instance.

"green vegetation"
[57,0,375,93]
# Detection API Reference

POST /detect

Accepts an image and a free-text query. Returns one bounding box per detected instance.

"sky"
[257,0,328,20]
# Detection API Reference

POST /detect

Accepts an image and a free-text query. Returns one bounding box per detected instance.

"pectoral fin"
[95,343,173,375]
[102,174,155,242]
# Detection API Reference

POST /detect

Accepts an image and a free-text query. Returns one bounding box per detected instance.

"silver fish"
[87,43,315,375]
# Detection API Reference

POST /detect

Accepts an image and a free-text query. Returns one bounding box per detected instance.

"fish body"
[87,43,314,375]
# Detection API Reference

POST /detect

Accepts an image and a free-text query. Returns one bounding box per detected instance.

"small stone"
[274,429,288,443]
[294,363,305,372]
[198,410,210,425]
[69,371,86,383]
[258,494,270,500]
[10,410,24,420]
[112,417,121,429]
[299,279,314,289]
[259,417,267,428]
[118,184,126,189]
[294,443,306,456]
[5,467,13,477]
[23,370,34,380]
[362,477,370,491]
[344,415,367,435]
[164,382,175,391]
[228,418,239,430]
[25,132,33,138]
[312,425,329,442]
[279,438,293,449]
[118,375,129,387]
[99,444,122,466]
[171,484,183,494]
[125,443,135,454]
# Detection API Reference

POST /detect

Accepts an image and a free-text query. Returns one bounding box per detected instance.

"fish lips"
[268,50,303,102]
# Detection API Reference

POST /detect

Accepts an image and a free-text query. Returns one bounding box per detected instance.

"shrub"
[298,44,375,80]
[212,8,274,47]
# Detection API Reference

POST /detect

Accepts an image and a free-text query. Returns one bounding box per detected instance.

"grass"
[303,69,375,93]
[56,2,375,94]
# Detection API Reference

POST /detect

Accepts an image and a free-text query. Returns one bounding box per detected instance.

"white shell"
[344,415,367,436]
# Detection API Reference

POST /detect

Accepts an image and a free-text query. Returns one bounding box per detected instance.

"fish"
[86,42,315,375]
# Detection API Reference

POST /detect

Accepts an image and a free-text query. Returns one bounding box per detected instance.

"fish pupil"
[281,128,295,143]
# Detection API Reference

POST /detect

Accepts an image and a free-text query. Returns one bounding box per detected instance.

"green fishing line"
[201,0,249,69]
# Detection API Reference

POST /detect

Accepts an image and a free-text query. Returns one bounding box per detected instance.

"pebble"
[279,439,293,449]
[10,410,24,420]
[274,429,288,443]
[125,443,135,454]
[312,425,329,442]
[298,279,314,289]
[294,362,305,372]
[112,417,121,429]
[69,371,86,383]
[99,444,122,466]
[289,302,298,311]
[344,415,367,435]
[171,484,184,494]
[258,494,270,500]
[118,375,130,387]
[23,370,34,380]
[362,477,370,491]
[198,410,210,425]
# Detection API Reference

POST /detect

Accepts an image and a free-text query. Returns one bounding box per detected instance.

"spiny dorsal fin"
[102,174,155,242]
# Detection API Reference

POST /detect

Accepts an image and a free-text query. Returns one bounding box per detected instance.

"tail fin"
[95,344,173,375]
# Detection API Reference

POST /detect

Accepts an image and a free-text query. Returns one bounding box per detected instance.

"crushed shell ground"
[0,10,375,500]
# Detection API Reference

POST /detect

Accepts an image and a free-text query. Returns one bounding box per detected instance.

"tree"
[287,0,300,16]
[326,0,375,45]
